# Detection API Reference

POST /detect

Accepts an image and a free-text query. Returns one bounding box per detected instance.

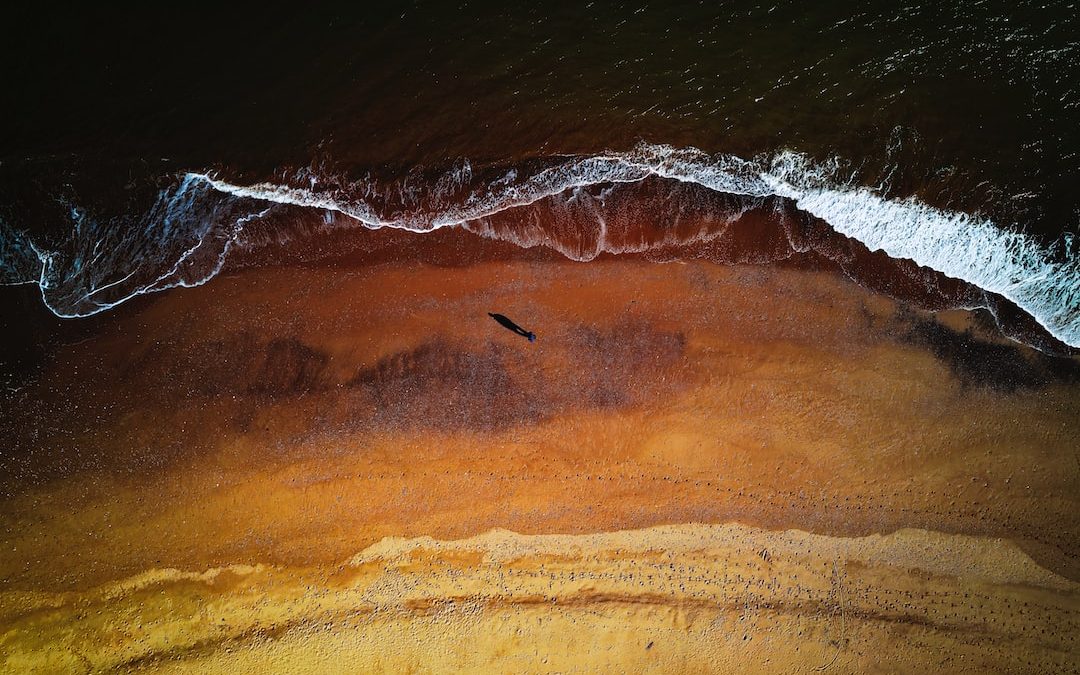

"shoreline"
[4,190,1075,366]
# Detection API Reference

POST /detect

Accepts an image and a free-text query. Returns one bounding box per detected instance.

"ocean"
[2,2,1078,347]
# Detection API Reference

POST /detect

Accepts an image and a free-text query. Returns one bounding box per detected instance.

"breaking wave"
[1,143,1077,349]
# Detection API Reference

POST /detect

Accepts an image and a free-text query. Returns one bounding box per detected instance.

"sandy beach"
[1,230,1078,672]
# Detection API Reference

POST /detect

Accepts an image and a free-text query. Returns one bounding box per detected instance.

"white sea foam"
[185,144,1079,346]
[6,143,1078,347]
[761,156,1080,350]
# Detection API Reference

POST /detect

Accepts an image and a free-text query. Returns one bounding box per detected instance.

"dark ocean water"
[1,2,1078,345]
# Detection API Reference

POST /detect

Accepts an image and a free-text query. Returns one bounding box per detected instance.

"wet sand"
[1,231,1078,672]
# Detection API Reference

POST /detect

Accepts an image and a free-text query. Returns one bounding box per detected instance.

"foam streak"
[4,144,1077,347]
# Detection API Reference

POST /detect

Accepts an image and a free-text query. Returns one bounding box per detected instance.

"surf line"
[39,143,1071,347]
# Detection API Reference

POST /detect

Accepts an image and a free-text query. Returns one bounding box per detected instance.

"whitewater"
[1,143,1077,348]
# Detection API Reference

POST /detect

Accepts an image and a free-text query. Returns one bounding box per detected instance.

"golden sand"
[1,250,1078,672]
[3,524,1076,673]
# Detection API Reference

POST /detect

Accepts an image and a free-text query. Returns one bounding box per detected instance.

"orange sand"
[1,251,1078,672]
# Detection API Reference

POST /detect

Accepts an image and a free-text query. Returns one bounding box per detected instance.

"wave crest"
[2,143,1077,348]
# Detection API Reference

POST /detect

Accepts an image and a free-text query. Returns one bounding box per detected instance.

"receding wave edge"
[2,143,1077,348]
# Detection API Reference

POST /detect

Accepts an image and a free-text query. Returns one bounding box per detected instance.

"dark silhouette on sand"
[489,313,536,342]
